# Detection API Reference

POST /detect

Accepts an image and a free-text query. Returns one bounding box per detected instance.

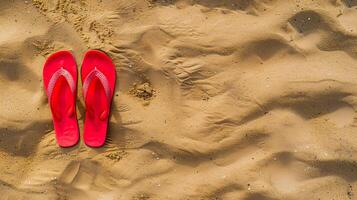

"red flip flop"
[81,50,116,147]
[43,51,79,147]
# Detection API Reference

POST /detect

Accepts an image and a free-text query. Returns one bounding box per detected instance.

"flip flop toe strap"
[47,67,76,120]
[83,67,111,121]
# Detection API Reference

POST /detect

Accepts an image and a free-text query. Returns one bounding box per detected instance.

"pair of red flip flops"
[43,50,116,148]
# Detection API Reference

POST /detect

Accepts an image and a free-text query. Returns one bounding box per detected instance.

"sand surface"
[1,0,357,199]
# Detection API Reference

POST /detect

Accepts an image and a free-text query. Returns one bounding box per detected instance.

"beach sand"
[1,0,357,199]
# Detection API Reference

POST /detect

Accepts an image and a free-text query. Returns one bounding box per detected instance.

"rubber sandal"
[43,50,79,147]
[81,50,116,147]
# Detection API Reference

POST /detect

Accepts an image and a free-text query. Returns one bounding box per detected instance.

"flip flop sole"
[81,50,116,147]
[43,51,79,147]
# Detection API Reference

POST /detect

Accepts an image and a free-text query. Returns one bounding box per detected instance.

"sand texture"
[1,0,357,199]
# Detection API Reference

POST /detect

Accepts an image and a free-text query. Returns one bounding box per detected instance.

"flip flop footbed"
[43,51,79,147]
[81,50,116,147]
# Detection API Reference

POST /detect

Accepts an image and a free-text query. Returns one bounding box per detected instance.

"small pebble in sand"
[130,82,155,102]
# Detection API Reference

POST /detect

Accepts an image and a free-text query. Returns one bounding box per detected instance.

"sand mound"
[1,0,357,199]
